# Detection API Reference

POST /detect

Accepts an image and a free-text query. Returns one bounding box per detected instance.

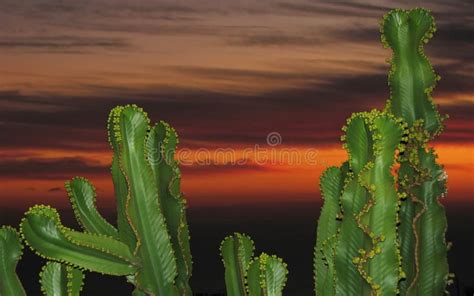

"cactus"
[315,111,404,296]
[40,262,84,296]
[0,7,452,296]
[313,164,348,296]
[19,104,193,295]
[220,233,288,296]
[314,7,449,296]
[382,8,449,295]
[0,226,26,296]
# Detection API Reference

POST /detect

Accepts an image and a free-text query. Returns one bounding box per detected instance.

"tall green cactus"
[220,233,288,296]
[20,104,193,295]
[382,8,449,295]
[315,111,404,296]
[314,8,450,296]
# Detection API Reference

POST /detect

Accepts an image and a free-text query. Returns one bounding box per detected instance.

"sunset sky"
[0,0,472,210]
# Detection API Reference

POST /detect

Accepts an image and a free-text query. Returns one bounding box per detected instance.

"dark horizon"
[2,201,474,295]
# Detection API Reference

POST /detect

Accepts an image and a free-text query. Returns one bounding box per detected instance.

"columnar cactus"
[0,226,26,296]
[220,233,288,296]
[314,8,450,296]
[382,8,449,295]
[20,105,193,296]
[315,111,405,296]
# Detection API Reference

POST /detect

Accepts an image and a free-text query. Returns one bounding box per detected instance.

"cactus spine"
[315,8,449,296]
[19,104,193,295]
[220,233,288,296]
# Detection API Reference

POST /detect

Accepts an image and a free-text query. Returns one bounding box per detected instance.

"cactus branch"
[246,253,288,296]
[220,233,255,296]
[109,105,179,295]
[146,121,193,295]
[40,262,84,296]
[65,177,119,238]
[314,164,347,295]
[20,205,138,276]
[0,226,26,296]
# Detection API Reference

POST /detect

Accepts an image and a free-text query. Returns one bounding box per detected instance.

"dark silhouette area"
[2,201,473,295]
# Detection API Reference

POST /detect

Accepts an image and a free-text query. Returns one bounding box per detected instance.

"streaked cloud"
[0,36,131,52]
[0,156,108,179]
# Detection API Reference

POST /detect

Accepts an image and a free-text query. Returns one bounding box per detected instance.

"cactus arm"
[146,121,192,295]
[220,233,255,296]
[40,262,84,296]
[356,113,404,295]
[20,205,138,276]
[407,149,448,295]
[0,226,26,296]
[107,111,137,251]
[314,165,346,295]
[247,253,288,296]
[382,8,443,136]
[110,105,179,295]
[65,177,119,238]
[334,114,374,295]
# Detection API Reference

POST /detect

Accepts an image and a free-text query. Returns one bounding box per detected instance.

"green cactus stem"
[146,121,192,295]
[65,177,119,239]
[0,226,26,296]
[246,253,288,296]
[107,110,137,252]
[220,233,255,296]
[382,8,449,295]
[108,105,179,295]
[220,233,288,296]
[20,205,138,276]
[314,163,348,295]
[323,110,404,296]
[40,262,84,296]
[382,8,443,136]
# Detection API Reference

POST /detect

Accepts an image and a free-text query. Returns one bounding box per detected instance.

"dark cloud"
[48,187,62,192]
[0,36,131,52]
[230,33,321,47]
[276,1,390,17]
[0,157,108,179]
[0,64,471,153]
